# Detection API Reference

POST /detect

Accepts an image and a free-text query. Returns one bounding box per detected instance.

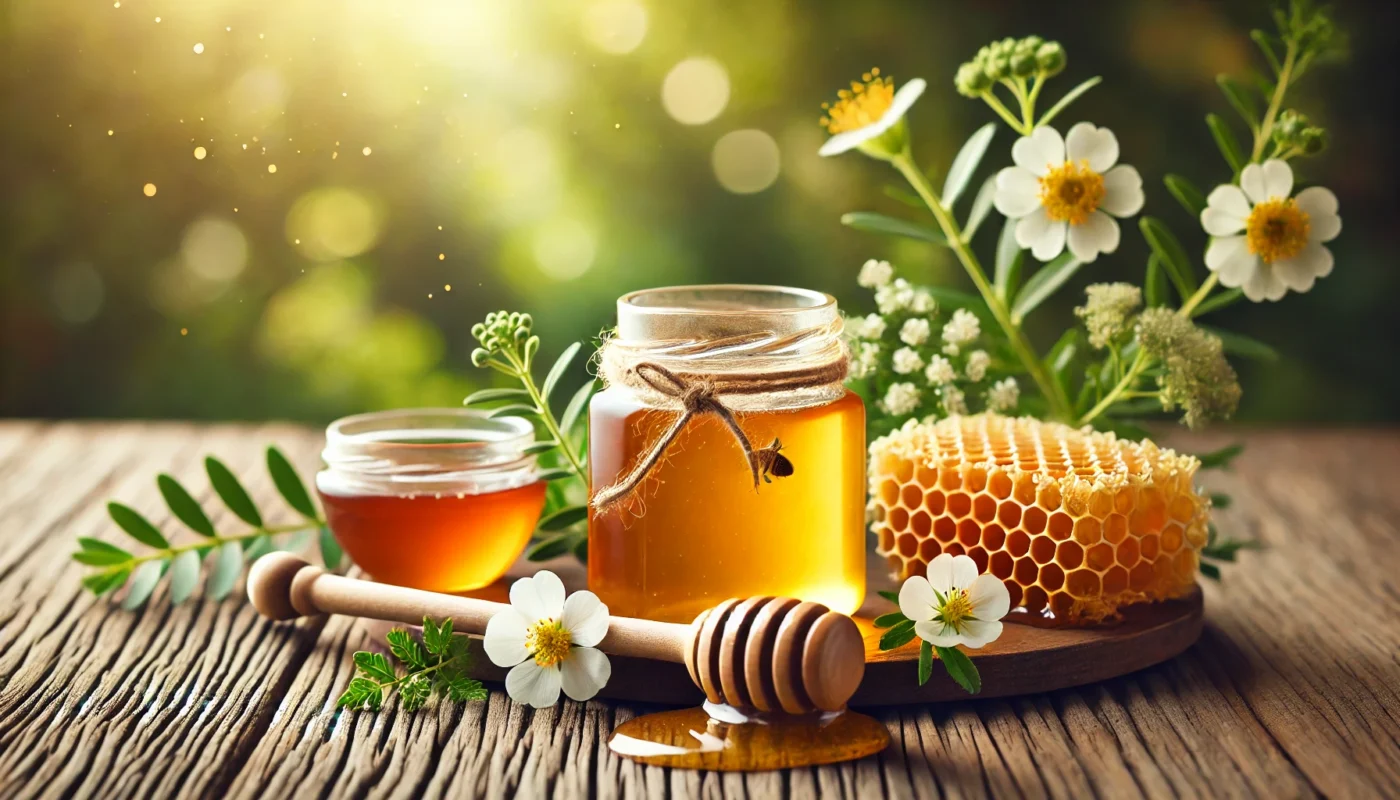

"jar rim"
[618,284,836,317]
[326,407,534,453]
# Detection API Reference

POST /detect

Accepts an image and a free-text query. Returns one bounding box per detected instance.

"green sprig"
[73,447,338,608]
[337,616,487,712]
[467,311,594,562]
[873,603,983,694]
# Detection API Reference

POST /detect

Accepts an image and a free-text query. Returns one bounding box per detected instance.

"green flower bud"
[1300,127,1327,155]
[470,348,489,367]
[470,322,485,339]
[955,62,993,96]
[1019,35,1044,52]
[986,53,1011,81]
[1011,50,1039,78]
[1036,41,1066,76]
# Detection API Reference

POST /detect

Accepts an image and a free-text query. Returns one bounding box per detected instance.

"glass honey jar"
[317,409,546,592]
[588,285,866,623]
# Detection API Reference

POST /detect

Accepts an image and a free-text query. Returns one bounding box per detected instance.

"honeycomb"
[868,413,1208,624]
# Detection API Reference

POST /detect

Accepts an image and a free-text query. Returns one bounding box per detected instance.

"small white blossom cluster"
[857,258,895,289]
[941,309,981,355]
[875,278,936,316]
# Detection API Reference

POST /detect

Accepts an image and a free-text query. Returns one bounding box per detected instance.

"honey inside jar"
[589,286,867,623]
[316,409,545,593]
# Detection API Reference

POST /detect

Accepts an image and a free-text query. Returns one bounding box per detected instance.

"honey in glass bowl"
[316,409,546,592]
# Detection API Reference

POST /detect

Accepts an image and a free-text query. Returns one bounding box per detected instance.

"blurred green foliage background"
[2,0,1395,424]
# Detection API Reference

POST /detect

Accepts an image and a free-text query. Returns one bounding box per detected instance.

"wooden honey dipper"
[247,553,866,713]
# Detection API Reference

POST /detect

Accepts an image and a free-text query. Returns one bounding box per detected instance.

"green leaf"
[205,457,263,527]
[1038,75,1102,127]
[400,675,432,712]
[83,569,131,596]
[1046,328,1080,377]
[1163,174,1208,218]
[536,468,574,482]
[560,381,594,439]
[442,673,488,703]
[1198,325,1279,362]
[488,404,542,419]
[935,645,982,694]
[541,342,582,405]
[337,677,383,710]
[1011,252,1082,323]
[386,628,428,669]
[1250,29,1283,74]
[267,447,317,519]
[1198,561,1222,581]
[1192,288,1244,317]
[923,286,995,327]
[463,387,530,406]
[206,541,244,600]
[840,212,948,247]
[877,590,900,604]
[942,122,996,206]
[1206,113,1246,173]
[872,611,907,629]
[243,534,273,561]
[1209,492,1233,509]
[538,505,587,532]
[883,184,924,209]
[1145,254,1169,307]
[917,641,934,686]
[354,651,398,683]
[1139,217,1197,300]
[423,616,454,656]
[157,474,215,537]
[1196,443,1244,470]
[319,525,343,570]
[78,537,132,557]
[1203,537,1262,562]
[878,619,917,651]
[168,550,202,603]
[522,441,559,455]
[108,502,169,549]
[963,176,997,240]
[527,534,575,561]
[1216,74,1260,127]
[122,559,166,609]
[73,549,132,566]
[994,217,1024,304]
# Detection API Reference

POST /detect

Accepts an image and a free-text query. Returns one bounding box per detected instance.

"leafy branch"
[338,616,487,712]
[871,590,982,694]
[467,311,594,562]
[73,446,339,608]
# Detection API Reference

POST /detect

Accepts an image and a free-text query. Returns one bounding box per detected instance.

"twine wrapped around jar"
[591,291,850,515]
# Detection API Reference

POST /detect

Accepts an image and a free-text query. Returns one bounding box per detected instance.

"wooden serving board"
[361,553,1203,707]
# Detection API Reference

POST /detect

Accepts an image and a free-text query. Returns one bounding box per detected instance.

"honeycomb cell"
[973,495,997,523]
[997,501,1022,528]
[1073,516,1102,545]
[925,491,946,515]
[933,517,956,543]
[901,483,922,509]
[957,519,981,547]
[1056,540,1084,569]
[889,506,909,532]
[1030,535,1056,565]
[871,413,1208,625]
[989,471,1013,499]
[911,510,933,538]
[981,523,1006,551]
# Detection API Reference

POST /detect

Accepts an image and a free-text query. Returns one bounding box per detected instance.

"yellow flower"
[819,69,926,159]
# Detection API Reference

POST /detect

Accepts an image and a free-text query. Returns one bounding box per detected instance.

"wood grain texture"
[0,422,1398,798]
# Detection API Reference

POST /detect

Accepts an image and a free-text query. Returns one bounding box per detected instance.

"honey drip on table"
[588,389,867,623]
[609,704,888,771]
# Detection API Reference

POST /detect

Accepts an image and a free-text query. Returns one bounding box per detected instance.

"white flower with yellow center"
[994,123,1145,263]
[1200,159,1341,302]
[819,69,927,159]
[484,570,611,708]
[898,553,1011,649]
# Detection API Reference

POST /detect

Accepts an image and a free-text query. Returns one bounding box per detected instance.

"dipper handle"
[246,552,690,662]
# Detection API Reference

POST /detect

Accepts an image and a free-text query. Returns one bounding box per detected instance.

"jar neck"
[317,409,538,497]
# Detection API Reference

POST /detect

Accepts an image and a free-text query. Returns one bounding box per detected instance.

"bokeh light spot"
[662,58,729,125]
[285,187,384,262]
[581,0,647,54]
[193,43,205,54]
[362,146,372,156]
[181,217,248,282]
[712,129,781,194]
[143,183,157,197]
[267,164,278,173]
[532,218,597,281]
[193,146,207,160]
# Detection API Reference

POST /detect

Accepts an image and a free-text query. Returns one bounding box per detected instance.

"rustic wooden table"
[2,421,1398,799]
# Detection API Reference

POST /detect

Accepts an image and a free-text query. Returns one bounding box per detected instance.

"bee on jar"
[753,438,794,484]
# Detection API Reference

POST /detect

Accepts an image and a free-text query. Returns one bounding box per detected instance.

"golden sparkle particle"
[444,284,452,291]
[438,253,445,261]
[180,328,188,336]
[193,43,205,54]
[193,146,207,160]
[362,146,372,156]
[143,183,157,197]
[267,164,277,173]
